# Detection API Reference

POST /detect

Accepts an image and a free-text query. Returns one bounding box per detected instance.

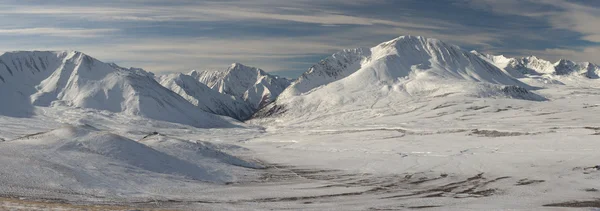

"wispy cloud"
[544,1,600,43]
[459,0,600,63]
[463,0,600,42]
[0,3,443,29]
[0,27,118,38]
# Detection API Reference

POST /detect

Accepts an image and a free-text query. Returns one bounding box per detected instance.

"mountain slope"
[474,51,600,79]
[283,36,532,98]
[157,73,254,120]
[0,51,237,128]
[253,36,544,123]
[0,125,261,199]
[190,63,292,109]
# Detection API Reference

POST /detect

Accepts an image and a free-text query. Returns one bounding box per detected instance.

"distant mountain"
[473,51,600,79]
[157,73,254,120]
[9,37,597,128]
[0,51,237,128]
[253,36,545,120]
[190,63,292,110]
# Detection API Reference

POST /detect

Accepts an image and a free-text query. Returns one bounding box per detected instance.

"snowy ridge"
[473,51,600,79]
[288,48,370,95]
[255,36,544,121]
[190,63,292,110]
[189,68,226,89]
[0,51,237,128]
[0,125,261,199]
[157,73,254,120]
[554,59,600,78]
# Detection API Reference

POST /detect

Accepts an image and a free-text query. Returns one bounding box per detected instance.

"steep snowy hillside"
[190,63,292,109]
[0,51,236,128]
[158,73,254,120]
[253,36,544,123]
[474,51,600,79]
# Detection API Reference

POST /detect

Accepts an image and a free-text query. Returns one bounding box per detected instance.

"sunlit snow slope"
[0,51,236,128]
[254,36,545,123]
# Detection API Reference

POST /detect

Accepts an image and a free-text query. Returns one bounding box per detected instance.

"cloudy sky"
[0,0,598,77]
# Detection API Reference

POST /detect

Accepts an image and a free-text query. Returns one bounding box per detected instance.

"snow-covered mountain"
[157,73,254,120]
[190,63,292,110]
[474,51,600,79]
[0,51,237,128]
[253,36,545,121]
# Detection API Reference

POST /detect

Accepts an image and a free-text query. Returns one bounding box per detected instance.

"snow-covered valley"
[0,36,599,210]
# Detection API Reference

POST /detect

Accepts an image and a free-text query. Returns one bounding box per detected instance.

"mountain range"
[254,36,551,122]
[473,51,600,79]
[0,36,598,127]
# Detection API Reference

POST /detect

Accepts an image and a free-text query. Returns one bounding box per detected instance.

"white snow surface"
[0,51,238,128]
[190,63,291,109]
[0,122,263,202]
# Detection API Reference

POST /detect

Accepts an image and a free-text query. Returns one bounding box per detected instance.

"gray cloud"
[0,27,118,38]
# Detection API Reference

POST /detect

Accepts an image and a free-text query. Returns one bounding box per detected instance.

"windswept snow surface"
[0,120,264,203]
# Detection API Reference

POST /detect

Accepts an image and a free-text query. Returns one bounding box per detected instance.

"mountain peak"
[227,63,265,74]
[228,62,254,70]
[376,35,443,50]
[188,69,201,77]
[190,63,291,110]
[388,35,427,43]
[525,55,539,59]
[230,62,244,69]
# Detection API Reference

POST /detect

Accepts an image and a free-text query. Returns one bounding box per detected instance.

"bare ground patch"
[544,199,600,208]
[0,196,170,211]
[515,179,545,186]
[469,129,539,137]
